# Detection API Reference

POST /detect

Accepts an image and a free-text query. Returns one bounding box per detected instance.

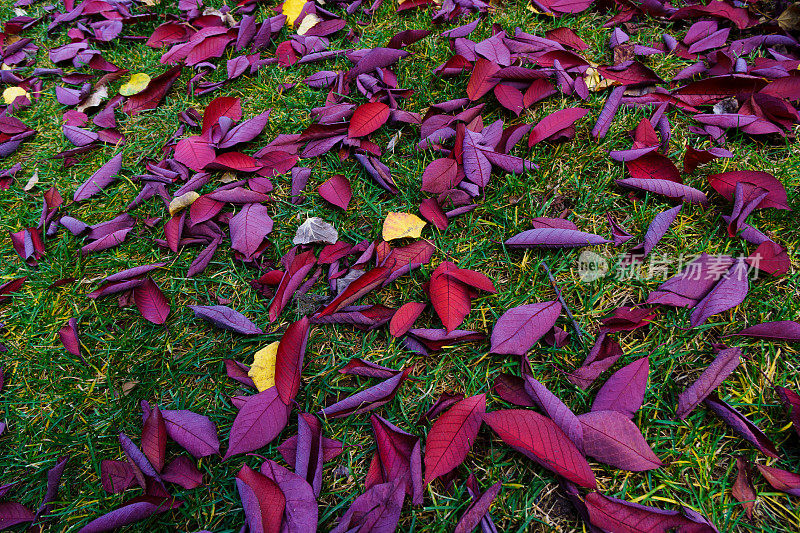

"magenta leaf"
[318,174,352,210]
[370,414,424,504]
[578,411,663,471]
[275,316,310,405]
[162,456,203,489]
[732,321,800,342]
[585,492,716,533]
[133,278,170,325]
[159,408,220,458]
[226,387,291,458]
[424,394,485,484]
[591,357,649,419]
[490,301,562,355]
[230,203,273,260]
[330,479,406,533]
[756,464,800,497]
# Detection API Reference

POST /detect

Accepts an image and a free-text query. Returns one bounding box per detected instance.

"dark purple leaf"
[591,357,649,418]
[676,347,741,419]
[704,393,779,458]
[578,411,663,471]
[73,153,123,202]
[225,387,290,458]
[190,305,263,335]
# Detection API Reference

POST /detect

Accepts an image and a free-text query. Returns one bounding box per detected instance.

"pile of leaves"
[0,0,799,530]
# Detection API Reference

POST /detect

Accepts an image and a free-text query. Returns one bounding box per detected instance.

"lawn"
[1,0,799,531]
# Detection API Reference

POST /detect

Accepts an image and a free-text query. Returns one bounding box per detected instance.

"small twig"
[541,261,586,344]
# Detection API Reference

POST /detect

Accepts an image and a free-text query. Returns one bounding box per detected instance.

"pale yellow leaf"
[119,73,151,97]
[3,86,29,104]
[382,212,426,241]
[297,13,321,35]
[283,0,308,26]
[169,191,200,216]
[248,341,279,392]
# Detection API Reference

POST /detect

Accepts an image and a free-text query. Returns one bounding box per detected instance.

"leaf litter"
[0,0,798,531]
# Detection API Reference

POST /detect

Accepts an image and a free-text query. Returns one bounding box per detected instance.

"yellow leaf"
[248,341,279,392]
[3,86,29,104]
[382,212,426,241]
[119,73,151,97]
[282,0,307,26]
[168,191,200,216]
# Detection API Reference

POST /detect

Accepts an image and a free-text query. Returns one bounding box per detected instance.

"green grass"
[1,0,799,532]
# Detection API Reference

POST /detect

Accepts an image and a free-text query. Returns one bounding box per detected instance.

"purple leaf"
[35,455,69,521]
[100,460,136,494]
[523,375,584,452]
[0,502,34,530]
[159,408,220,458]
[676,347,741,419]
[330,480,406,533]
[490,301,562,355]
[318,368,411,418]
[578,411,663,471]
[77,501,176,533]
[591,357,649,418]
[732,321,800,341]
[73,153,123,202]
[616,178,709,205]
[454,481,502,533]
[689,259,749,327]
[505,228,610,249]
[230,203,273,260]
[703,393,780,458]
[260,459,319,533]
[190,305,263,335]
[225,387,290,458]
[370,414,423,504]
[218,110,271,149]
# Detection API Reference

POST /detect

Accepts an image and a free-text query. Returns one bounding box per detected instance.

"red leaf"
[494,84,524,116]
[467,58,500,101]
[275,316,310,405]
[318,174,352,210]
[732,458,755,519]
[236,465,285,533]
[174,136,215,171]
[348,102,390,138]
[578,410,663,471]
[141,405,167,473]
[317,265,391,317]
[123,66,182,115]
[756,464,800,496]
[389,302,426,337]
[424,393,485,484]
[133,278,170,325]
[269,249,317,322]
[483,409,596,488]
[429,262,472,332]
[708,170,790,210]
[421,158,460,194]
